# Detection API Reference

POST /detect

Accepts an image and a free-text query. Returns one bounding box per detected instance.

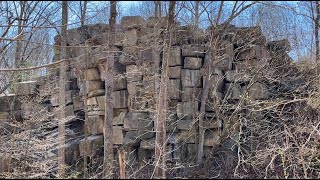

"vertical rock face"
[0,15,297,171]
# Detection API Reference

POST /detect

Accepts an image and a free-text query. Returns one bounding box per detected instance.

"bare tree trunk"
[80,1,88,27]
[103,1,116,179]
[159,1,162,17]
[154,2,175,179]
[14,1,25,82]
[195,1,200,28]
[154,1,158,17]
[315,1,320,91]
[58,1,68,178]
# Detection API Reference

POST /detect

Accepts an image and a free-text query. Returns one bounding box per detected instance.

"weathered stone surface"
[79,135,104,157]
[85,67,100,80]
[86,115,104,135]
[140,138,155,149]
[140,48,153,62]
[65,104,75,117]
[123,29,138,46]
[177,130,197,143]
[126,65,143,83]
[65,90,79,104]
[181,44,206,57]
[169,66,181,79]
[119,47,139,65]
[121,16,146,30]
[127,81,142,95]
[184,57,203,69]
[96,96,105,111]
[204,129,220,147]
[187,144,197,162]
[181,69,202,87]
[142,62,156,76]
[142,76,155,96]
[123,112,152,130]
[225,70,251,82]
[206,91,223,111]
[86,96,98,106]
[114,75,127,91]
[247,82,269,100]
[64,139,81,165]
[225,83,243,100]
[112,90,128,109]
[13,81,37,95]
[0,94,21,112]
[87,89,105,98]
[215,55,233,71]
[169,79,181,99]
[113,111,127,125]
[181,87,202,102]
[73,96,84,111]
[123,131,140,146]
[177,101,198,119]
[128,95,149,112]
[113,126,124,145]
[169,46,182,66]
[86,80,104,94]
[236,45,270,61]
[203,115,222,129]
[177,119,195,130]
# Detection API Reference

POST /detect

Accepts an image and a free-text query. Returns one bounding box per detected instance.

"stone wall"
[0,16,296,172]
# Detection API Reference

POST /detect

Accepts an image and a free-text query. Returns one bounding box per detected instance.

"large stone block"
[177,119,195,130]
[181,44,206,57]
[247,82,269,100]
[85,67,101,80]
[13,81,37,95]
[128,95,150,112]
[65,90,79,104]
[64,139,81,165]
[114,75,127,91]
[121,16,146,30]
[236,45,270,61]
[204,129,220,147]
[86,80,104,94]
[126,65,143,83]
[123,29,138,46]
[184,57,203,69]
[142,62,156,76]
[140,138,155,149]
[225,83,243,100]
[88,89,105,98]
[79,135,104,157]
[86,115,104,135]
[169,79,181,100]
[113,111,127,125]
[181,87,202,102]
[177,130,197,143]
[112,90,128,109]
[127,81,142,95]
[225,70,251,82]
[119,47,140,65]
[181,69,202,87]
[169,46,182,66]
[206,91,223,111]
[0,94,21,112]
[123,131,140,146]
[169,66,181,79]
[123,112,152,131]
[142,76,155,96]
[73,96,84,111]
[177,101,198,119]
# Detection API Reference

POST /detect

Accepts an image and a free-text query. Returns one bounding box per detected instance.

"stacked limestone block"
[0,15,299,172]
